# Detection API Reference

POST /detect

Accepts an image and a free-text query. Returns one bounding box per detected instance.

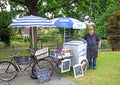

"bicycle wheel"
[81,59,88,73]
[45,57,57,69]
[32,59,53,78]
[0,61,18,82]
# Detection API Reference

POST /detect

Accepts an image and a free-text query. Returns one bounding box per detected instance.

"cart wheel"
[81,59,88,73]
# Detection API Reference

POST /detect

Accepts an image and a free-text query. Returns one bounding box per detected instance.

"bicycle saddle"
[9,52,17,56]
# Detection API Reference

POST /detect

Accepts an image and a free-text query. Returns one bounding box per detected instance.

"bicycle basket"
[14,56,31,65]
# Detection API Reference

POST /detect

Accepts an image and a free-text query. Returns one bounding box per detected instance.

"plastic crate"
[14,56,30,65]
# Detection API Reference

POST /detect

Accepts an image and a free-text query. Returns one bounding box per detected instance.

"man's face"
[88,29,94,35]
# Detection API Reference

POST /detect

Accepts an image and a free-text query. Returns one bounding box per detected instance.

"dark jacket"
[83,33,100,58]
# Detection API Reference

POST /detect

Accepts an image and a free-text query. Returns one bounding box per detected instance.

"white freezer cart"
[63,40,87,66]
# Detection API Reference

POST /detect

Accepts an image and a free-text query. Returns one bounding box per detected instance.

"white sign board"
[35,47,48,56]
[73,64,83,78]
[37,52,49,60]
[61,59,71,73]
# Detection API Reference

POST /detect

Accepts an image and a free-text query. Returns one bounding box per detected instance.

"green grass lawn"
[65,52,120,85]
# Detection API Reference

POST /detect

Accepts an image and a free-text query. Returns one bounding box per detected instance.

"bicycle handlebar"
[27,48,35,55]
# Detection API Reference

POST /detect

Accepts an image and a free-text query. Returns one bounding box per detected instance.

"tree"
[8,0,40,50]
[8,0,119,21]
[0,0,8,11]
[0,11,12,46]
[95,4,120,39]
[106,10,120,51]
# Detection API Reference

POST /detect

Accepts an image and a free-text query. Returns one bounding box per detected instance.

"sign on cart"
[73,64,83,78]
[35,47,49,59]
[61,59,71,73]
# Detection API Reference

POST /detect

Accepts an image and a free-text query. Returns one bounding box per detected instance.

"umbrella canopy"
[9,15,54,49]
[52,17,86,29]
[52,17,86,42]
[9,15,54,27]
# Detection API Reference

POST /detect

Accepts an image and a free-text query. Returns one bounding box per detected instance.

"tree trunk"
[25,0,38,50]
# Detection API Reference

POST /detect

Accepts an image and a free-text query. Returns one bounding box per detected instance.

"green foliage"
[0,11,12,26]
[9,0,35,15]
[73,29,88,39]
[37,28,62,42]
[106,10,120,51]
[0,11,12,46]
[0,28,11,46]
[38,36,62,42]
[37,29,45,36]
[9,0,118,20]
[101,40,111,49]
[95,4,120,39]
[8,0,120,40]
[46,28,60,36]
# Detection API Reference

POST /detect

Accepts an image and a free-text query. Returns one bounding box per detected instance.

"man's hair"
[88,27,94,31]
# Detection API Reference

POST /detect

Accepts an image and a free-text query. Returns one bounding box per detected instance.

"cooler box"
[63,40,87,66]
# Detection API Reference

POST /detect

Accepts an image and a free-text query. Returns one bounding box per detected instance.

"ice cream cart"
[63,40,88,72]
[49,40,88,79]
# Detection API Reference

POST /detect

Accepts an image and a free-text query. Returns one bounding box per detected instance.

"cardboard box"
[60,49,71,56]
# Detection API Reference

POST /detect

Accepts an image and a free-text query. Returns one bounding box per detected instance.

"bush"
[101,40,111,49]
[95,4,120,39]
[0,11,12,46]
[106,10,120,51]
[38,36,62,42]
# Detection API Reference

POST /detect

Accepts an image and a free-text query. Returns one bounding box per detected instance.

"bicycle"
[0,47,53,82]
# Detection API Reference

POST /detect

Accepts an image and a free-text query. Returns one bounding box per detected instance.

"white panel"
[63,40,87,66]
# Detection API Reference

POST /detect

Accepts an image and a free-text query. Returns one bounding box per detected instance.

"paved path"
[0,73,78,85]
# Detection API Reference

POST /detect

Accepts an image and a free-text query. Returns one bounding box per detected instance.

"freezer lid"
[63,40,86,46]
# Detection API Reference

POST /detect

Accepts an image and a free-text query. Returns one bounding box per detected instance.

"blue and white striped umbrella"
[52,17,86,42]
[9,15,54,27]
[52,17,86,29]
[9,15,54,49]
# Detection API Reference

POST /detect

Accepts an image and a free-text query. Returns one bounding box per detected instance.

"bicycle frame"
[0,47,55,82]
[10,55,38,72]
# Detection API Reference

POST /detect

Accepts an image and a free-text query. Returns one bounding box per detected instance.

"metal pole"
[32,27,34,49]
[64,27,65,43]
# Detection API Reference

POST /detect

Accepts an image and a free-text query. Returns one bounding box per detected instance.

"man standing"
[83,27,101,70]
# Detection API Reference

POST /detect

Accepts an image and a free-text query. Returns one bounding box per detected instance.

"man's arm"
[95,34,101,48]
[98,40,102,48]
[82,34,87,40]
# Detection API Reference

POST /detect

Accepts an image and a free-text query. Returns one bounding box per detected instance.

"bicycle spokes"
[0,61,17,82]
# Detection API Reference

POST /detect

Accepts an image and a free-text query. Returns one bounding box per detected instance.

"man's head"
[88,27,94,35]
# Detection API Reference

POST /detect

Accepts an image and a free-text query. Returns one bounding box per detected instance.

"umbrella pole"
[32,27,34,49]
[64,27,65,43]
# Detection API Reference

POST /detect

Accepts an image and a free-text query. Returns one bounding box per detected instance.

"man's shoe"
[93,67,96,70]
[87,67,92,70]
